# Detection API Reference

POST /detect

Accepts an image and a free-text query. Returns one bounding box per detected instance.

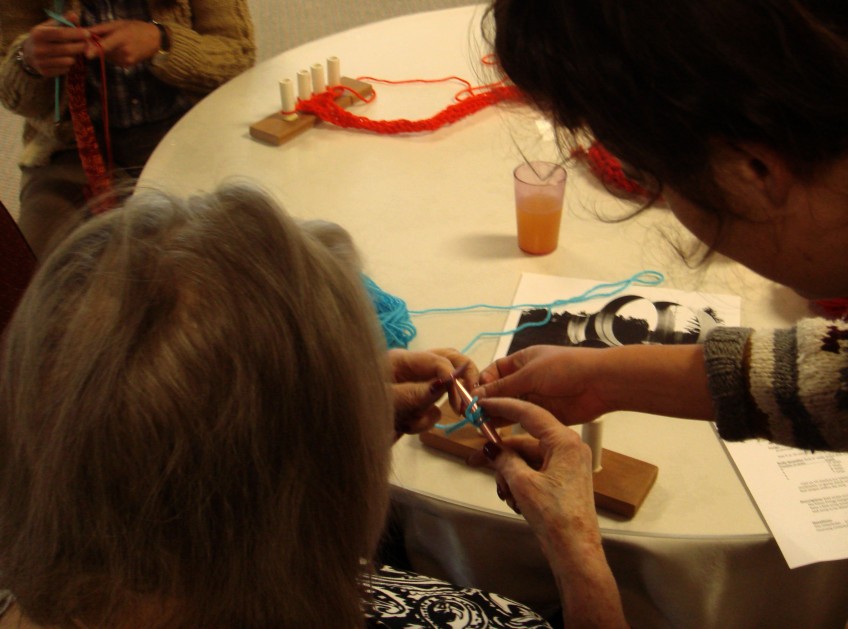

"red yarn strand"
[66,34,116,215]
[289,69,650,199]
[295,84,522,134]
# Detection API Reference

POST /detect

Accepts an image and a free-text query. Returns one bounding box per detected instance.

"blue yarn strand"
[438,395,486,433]
[362,270,665,354]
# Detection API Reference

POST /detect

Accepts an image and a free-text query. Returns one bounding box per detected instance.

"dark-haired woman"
[471,1,847,626]
[480,0,847,445]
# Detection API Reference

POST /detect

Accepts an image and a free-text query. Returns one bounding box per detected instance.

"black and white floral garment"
[364,564,552,628]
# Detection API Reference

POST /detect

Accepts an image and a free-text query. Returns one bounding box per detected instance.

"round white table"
[140,5,848,628]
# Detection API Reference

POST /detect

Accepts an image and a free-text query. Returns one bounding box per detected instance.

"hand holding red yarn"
[85,19,161,66]
[287,64,648,199]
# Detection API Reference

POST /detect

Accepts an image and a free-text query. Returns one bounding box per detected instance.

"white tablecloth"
[140,6,848,627]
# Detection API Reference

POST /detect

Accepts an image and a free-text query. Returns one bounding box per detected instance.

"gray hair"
[0,183,393,627]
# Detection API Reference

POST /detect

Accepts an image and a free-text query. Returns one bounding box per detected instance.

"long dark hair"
[488,0,848,213]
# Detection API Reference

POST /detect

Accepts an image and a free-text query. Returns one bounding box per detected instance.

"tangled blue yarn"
[362,274,417,348]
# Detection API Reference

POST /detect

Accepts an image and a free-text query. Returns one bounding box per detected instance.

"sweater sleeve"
[705,319,848,452]
[149,0,256,96]
[0,8,58,119]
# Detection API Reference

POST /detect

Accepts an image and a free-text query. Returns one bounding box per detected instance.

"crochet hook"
[453,378,502,445]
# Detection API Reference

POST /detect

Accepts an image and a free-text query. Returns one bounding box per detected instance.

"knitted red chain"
[570,143,652,200]
[66,40,116,215]
[296,83,523,134]
[294,80,648,199]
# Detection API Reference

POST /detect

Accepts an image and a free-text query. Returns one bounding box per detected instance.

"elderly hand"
[479,397,627,627]
[477,397,597,545]
[389,348,478,437]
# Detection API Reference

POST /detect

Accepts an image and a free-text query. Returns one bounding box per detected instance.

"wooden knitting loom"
[249,57,373,146]
[421,402,658,519]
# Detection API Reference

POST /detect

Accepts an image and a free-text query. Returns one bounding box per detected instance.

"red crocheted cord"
[294,80,649,200]
[66,37,116,215]
[571,144,652,200]
[295,83,523,134]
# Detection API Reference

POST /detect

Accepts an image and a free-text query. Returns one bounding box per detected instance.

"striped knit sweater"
[705,318,848,452]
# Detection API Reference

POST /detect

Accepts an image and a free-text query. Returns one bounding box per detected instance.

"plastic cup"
[513,161,567,255]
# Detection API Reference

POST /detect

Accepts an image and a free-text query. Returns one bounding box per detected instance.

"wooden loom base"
[249,76,373,145]
[419,419,657,519]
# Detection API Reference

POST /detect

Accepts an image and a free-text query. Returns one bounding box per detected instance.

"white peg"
[581,419,604,472]
[311,63,326,94]
[297,70,312,100]
[327,56,341,86]
[279,78,297,121]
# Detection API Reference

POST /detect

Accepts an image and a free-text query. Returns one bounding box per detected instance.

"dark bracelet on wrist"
[15,47,42,78]
[150,20,172,67]
[150,20,171,51]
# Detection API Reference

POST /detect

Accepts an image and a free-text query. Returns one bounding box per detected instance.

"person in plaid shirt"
[0,0,256,257]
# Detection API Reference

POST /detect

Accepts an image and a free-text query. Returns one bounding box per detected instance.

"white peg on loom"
[279,78,297,121]
[297,70,312,101]
[311,63,326,94]
[581,418,604,472]
[327,56,341,86]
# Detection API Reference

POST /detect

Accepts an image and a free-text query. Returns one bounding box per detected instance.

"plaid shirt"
[80,0,192,128]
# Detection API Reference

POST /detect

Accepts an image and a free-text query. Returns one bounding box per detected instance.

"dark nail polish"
[496,484,506,501]
[483,441,502,461]
[428,378,448,395]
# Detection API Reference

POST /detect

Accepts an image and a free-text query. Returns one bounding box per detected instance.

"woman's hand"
[478,397,597,548]
[476,345,610,425]
[389,348,478,437]
[478,343,715,424]
[480,397,627,628]
[21,13,89,77]
[85,20,162,66]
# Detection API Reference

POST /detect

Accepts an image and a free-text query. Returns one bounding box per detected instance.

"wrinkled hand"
[85,19,161,66]
[479,397,598,555]
[476,345,609,426]
[481,396,627,628]
[21,12,88,77]
[389,348,478,436]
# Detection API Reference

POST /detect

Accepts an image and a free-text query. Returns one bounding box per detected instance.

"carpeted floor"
[0,0,475,219]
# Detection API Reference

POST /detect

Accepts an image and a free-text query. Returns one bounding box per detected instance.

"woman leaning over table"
[460,0,848,626]
[0,183,554,628]
[0,0,255,258]
[477,0,848,447]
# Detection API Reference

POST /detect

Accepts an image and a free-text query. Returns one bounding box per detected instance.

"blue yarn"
[439,395,486,434]
[362,269,665,355]
[362,274,417,348]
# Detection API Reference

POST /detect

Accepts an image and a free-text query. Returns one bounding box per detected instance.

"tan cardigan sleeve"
[149,0,256,96]
[0,6,59,119]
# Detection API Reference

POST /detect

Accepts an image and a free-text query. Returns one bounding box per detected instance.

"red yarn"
[295,83,523,134]
[813,298,848,319]
[571,143,652,200]
[66,36,116,215]
[292,72,646,199]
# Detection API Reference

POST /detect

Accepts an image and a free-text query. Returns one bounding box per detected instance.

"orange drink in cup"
[513,161,567,255]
